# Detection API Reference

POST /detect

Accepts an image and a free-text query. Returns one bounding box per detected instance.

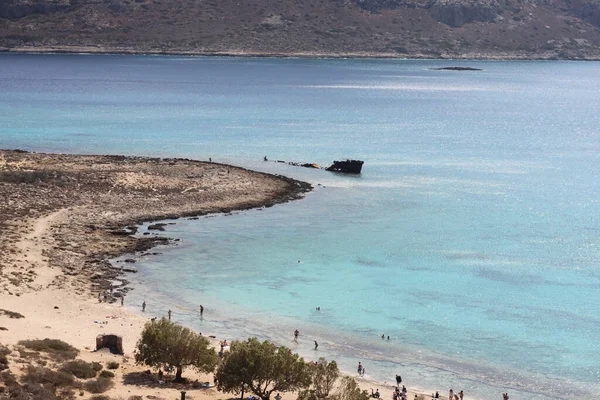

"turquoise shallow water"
[2,54,600,399]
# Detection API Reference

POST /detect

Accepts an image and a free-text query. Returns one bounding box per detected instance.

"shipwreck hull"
[326,160,364,174]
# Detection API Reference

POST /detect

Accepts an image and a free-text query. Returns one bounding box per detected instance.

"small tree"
[134,318,218,382]
[312,358,339,398]
[215,338,312,400]
[298,358,339,400]
[330,377,369,400]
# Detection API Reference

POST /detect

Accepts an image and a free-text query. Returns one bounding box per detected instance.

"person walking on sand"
[200,304,204,316]
[314,340,318,350]
[395,375,402,387]
[274,394,281,400]
[142,301,146,312]
[168,309,172,320]
[121,296,124,306]
[449,389,454,400]
[459,390,463,400]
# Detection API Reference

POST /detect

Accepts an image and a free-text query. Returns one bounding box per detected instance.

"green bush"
[18,339,78,361]
[57,387,77,400]
[106,361,120,370]
[0,344,10,371]
[60,360,98,379]
[92,362,103,371]
[99,370,114,378]
[22,365,74,388]
[14,382,56,400]
[84,377,113,394]
[90,396,111,400]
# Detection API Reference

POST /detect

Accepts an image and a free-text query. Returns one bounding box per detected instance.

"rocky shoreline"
[0,150,312,299]
[2,46,600,61]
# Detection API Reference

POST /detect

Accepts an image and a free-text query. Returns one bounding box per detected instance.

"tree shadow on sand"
[123,371,216,391]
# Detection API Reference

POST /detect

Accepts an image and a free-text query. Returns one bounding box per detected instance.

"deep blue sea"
[1,54,600,399]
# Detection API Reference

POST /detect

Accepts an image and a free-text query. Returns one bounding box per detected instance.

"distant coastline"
[2,45,600,61]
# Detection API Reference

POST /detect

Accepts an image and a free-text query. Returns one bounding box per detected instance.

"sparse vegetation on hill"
[0,339,118,399]
[60,359,101,379]
[18,339,79,361]
[1,0,600,59]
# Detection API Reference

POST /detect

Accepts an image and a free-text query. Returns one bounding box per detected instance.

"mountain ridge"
[2,0,600,59]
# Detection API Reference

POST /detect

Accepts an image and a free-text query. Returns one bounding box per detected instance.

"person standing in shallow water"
[294,329,299,341]
[200,305,204,316]
[142,301,146,312]
[314,340,318,350]
[168,309,172,320]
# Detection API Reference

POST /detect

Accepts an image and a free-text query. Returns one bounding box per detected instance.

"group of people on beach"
[134,303,510,400]
[218,339,229,358]
[391,385,408,400]
[447,389,464,400]
[139,301,204,318]
[97,285,125,306]
[357,362,366,377]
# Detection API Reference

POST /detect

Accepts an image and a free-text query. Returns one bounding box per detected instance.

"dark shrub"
[0,344,9,371]
[20,383,57,400]
[18,339,78,360]
[106,361,120,370]
[90,396,111,400]
[84,377,113,393]
[92,362,103,371]
[99,370,114,378]
[0,309,25,319]
[22,365,74,388]
[60,360,98,379]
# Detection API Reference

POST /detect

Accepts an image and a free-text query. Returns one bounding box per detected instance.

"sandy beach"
[0,150,441,400]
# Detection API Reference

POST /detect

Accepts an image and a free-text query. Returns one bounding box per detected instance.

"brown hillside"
[1,0,600,59]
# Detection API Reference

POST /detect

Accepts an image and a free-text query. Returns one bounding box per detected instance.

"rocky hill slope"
[1,0,600,59]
